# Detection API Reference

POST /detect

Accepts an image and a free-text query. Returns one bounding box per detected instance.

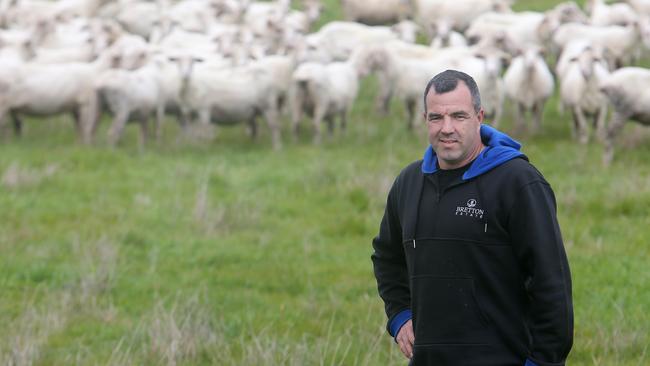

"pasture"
[1,0,650,365]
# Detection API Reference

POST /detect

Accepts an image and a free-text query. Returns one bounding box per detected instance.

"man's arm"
[509,180,574,366]
[371,177,412,337]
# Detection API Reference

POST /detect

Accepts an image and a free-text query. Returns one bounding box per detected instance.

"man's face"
[424,81,484,170]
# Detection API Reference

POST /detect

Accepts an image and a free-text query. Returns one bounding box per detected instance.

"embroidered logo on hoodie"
[455,199,484,218]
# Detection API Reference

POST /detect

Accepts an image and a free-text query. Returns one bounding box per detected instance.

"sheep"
[176,61,283,150]
[503,46,554,134]
[557,42,610,144]
[0,29,35,63]
[244,0,290,37]
[249,54,297,115]
[465,11,546,51]
[536,2,590,55]
[289,47,374,143]
[300,21,406,62]
[625,0,650,16]
[598,67,650,165]
[114,0,164,40]
[294,0,323,32]
[0,52,116,142]
[93,64,160,147]
[391,20,421,45]
[414,0,513,36]
[430,20,467,49]
[552,22,642,68]
[341,0,413,25]
[586,0,638,27]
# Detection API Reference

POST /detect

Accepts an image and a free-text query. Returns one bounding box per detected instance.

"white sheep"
[300,21,408,63]
[587,0,638,26]
[598,67,650,165]
[429,19,467,49]
[552,22,642,68]
[341,0,413,25]
[176,62,283,150]
[414,0,513,36]
[289,48,373,143]
[503,46,554,133]
[557,42,610,144]
[0,52,116,142]
[625,0,650,16]
[465,11,545,51]
[93,60,163,147]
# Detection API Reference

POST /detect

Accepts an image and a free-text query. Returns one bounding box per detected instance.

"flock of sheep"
[1,0,650,163]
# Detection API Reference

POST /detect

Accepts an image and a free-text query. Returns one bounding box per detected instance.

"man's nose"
[440,116,454,133]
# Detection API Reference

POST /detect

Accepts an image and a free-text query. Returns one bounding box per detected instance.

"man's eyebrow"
[450,111,470,116]
[427,112,442,118]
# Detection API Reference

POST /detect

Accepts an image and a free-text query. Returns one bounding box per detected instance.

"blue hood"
[421,124,524,179]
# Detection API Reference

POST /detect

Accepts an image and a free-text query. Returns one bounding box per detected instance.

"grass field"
[1,0,650,365]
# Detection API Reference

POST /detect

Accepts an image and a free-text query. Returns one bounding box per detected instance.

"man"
[371,70,573,366]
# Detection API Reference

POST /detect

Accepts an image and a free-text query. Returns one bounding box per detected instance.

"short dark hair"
[423,70,481,113]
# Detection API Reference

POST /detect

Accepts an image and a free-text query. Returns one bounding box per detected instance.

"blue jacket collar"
[421,124,524,179]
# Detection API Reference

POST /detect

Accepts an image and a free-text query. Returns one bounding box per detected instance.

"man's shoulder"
[397,159,424,181]
[491,156,549,186]
[387,160,423,194]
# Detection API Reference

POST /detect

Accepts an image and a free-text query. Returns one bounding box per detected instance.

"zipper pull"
[413,239,416,248]
[484,223,488,233]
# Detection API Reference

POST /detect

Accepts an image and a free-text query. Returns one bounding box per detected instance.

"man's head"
[423,70,485,170]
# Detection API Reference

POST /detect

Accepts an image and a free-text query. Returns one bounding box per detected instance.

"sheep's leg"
[514,103,526,134]
[0,109,10,140]
[340,109,348,133]
[10,111,22,137]
[72,109,83,141]
[595,104,608,143]
[375,73,393,116]
[325,115,335,136]
[573,106,589,144]
[569,109,579,140]
[81,92,100,144]
[312,105,327,145]
[603,111,628,166]
[405,98,416,130]
[108,109,129,146]
[247,117,258,139]
[154,103,164,141]
[532,100,544,134]
[289,89,304,140]
[263,108,282,150]
[138,115,149,149]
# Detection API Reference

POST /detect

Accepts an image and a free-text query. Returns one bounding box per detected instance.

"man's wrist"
[389,309,412,340]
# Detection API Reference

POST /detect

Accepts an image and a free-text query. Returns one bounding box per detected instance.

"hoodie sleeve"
[371,175,411,334]
[508,179,574,366]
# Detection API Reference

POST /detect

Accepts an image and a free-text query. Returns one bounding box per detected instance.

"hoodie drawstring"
[475,176,489,233]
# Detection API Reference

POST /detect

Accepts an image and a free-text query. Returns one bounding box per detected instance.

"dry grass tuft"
[0,291,71,366]
[2,162,58,188]
[147,294,219,366]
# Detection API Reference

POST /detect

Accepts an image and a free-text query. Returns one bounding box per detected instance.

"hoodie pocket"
[412,276,490,345]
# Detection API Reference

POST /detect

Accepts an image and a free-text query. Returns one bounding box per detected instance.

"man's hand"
[396,319,415,359]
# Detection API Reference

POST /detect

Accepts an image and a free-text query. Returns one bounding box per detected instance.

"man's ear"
[477,108,484,124]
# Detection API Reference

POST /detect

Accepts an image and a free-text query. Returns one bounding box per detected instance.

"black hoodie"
[371,126,573,366]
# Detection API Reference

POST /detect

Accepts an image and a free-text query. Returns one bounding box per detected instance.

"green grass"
[1,0,649,365]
